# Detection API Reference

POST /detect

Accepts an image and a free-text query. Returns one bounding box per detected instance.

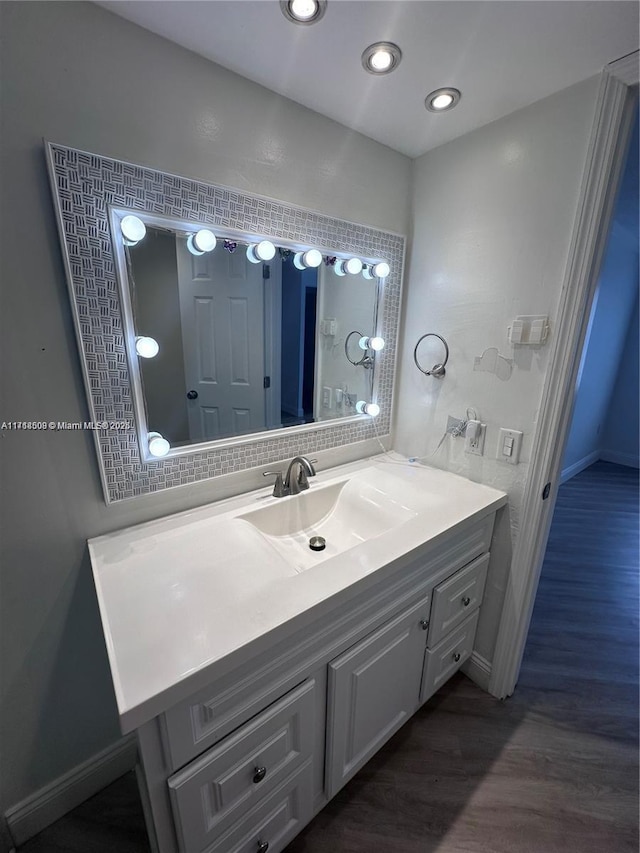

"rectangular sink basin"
[239,472,418,572]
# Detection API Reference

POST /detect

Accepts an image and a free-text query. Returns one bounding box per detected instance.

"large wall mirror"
[46,143,405,503]
[115,211,384,455]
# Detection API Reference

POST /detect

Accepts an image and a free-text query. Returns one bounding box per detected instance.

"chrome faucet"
[263,455,317,497]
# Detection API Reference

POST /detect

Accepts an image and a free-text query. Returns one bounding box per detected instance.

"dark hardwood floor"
[17,461,639,853]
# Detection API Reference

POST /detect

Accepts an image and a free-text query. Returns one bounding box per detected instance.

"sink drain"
[309,536,326,552]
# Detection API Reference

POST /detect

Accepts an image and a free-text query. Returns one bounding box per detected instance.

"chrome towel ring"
[413,333,450,378]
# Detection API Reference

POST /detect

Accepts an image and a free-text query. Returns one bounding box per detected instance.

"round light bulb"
[303,249,322,268]
[432,94,454,110]
[256,240,276,261]
[373,262,390,278]
[362,265,375,280]
[148,432,170,457]
[289,0,317,20]
[356,401,380,417]
[293,252,306,270]
[187,234,204,256]
[370,49,393,72]
[334,260,347,276]
[135,336,159,358]
[120,215,146,245]
[193,229,216,253]
[345,257,363,275]
[369,337,385,351]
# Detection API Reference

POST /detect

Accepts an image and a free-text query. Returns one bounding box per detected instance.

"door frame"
[489,55,639,699]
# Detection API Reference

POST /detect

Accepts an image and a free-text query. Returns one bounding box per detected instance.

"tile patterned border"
[46,143,405,503]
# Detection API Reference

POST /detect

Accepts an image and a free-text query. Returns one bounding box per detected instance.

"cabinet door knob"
[419,619,429,631]
[452,652,461,662]
[253,766,267,784]
[461,596,471,607]
[257,841,269,853]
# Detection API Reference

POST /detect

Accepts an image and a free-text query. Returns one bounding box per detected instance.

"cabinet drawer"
[427,552,489,647]
[421,609,479,704]
[168,680,315,853]
[205,761,313,853]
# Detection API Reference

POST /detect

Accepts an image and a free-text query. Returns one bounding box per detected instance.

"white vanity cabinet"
[131,512,495,853]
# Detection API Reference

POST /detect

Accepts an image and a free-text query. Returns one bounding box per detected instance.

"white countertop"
[88,454,507,733]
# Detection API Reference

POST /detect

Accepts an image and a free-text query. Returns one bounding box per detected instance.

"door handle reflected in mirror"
[186,390,198,400]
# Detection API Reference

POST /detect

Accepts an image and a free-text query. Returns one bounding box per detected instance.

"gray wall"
[394,77,600,665]
[0,1,411,813]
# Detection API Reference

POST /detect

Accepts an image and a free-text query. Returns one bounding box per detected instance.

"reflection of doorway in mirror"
[176,240,266,441]
[280,260,318,427]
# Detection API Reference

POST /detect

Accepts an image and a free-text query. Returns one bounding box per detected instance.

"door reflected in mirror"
[126,223,381,448]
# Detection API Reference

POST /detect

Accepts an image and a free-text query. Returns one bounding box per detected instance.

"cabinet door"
[326,597,430,797]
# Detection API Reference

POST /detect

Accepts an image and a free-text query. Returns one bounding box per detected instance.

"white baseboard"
[600,449,639,468]
[560,450,600,484]
[4,735,137,847]
[462,650,492,692]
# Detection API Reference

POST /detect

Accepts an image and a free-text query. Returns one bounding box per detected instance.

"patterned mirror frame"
[46,143,405,503]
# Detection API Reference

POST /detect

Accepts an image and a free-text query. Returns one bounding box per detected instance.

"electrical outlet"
[464,421,486,456]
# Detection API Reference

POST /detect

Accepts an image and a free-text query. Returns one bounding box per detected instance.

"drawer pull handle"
[453,652,461,662]
[419,619,429,631]
[461,596,471,607]
[257,841,269,853]
[253,766,267,784]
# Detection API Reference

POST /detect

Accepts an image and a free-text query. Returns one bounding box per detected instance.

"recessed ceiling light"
[280,0,326,25]
[361,42,402,75]
[425,88,462,112]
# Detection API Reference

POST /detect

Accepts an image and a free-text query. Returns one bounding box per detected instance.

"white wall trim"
[488,70,638,700]
[462,651,492,692]
[560,450,601,484]
[4,735,137,847]
[600,449,640,468]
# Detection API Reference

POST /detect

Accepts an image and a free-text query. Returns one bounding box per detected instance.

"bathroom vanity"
[88,455,506,853]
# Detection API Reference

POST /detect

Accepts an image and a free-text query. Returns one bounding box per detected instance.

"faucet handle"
[263,471,287,498]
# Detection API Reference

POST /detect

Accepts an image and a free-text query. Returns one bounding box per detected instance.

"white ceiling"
[98,1,639,158]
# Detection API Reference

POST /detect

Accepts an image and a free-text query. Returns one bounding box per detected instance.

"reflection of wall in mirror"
[131,230,190,443]
[315,266,377,419]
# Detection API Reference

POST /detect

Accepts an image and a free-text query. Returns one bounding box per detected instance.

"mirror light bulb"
[194,229,216,253]
[247,240,276,263]
[334,260,347,276]
[303,249,322,268]
[135,336,159,358]
[356,401,380,417]
[120,215,146,246]
[359,336,385,352]
[372,262,390,279]
[345,257,363,275]
[148,432,170,457]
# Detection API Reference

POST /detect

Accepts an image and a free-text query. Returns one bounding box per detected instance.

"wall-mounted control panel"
[497,428,523,464]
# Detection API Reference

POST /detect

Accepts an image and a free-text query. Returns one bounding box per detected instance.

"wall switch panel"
[497,428,523,464]
[335,388,343,405]
[322,386,333,409]
[464,421,486,456]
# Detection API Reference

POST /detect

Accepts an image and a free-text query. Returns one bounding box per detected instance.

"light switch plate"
[497,428,523,464]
